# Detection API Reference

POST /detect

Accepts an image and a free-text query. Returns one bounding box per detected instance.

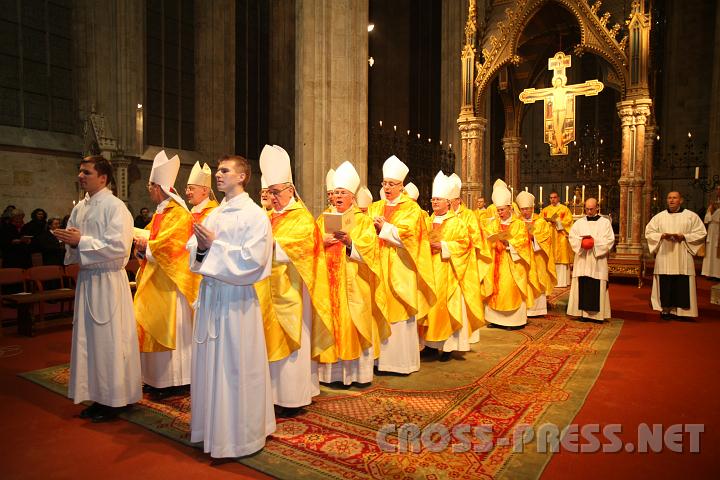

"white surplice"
[566,216,614,320]
[65,188,141,407]
[702,208,720,278]
[140,198,194,388]
[187,192,275,458]
[376,197,421,374]
[646,209,707,317]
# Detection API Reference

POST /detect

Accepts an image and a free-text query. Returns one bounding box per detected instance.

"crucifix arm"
[519,88,551,104]
[565,80,604,97]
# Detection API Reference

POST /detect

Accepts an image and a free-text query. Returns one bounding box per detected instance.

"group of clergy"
[61,145,709,462]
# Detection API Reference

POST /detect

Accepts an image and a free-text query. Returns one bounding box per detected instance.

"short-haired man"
[54,156,141,422]
[187,154,275,457]
[567,198,615,322]
[645,191,707,319]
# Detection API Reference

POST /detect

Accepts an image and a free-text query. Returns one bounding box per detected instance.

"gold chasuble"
[483,217,533,311]
[474,207,489,226]
[135,200,199,352]
[424,212,484,343]
[456,204,493,296]
[191,199,219,223]
[528,213,557,295]
[316,207,391,362]
[540,203,574,264]
[256,199,335,362]
[368,194,436,324]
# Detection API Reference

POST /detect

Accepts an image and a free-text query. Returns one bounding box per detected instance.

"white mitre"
[448,173,462,199]
[150,150,187,210]
[187,161,212,187]
[492,183,512,207]
[404,182,419,200]
[382,155,409,181]
[326,168,336,191]
[356,186,373,208]
[259,144,292,187]
[379,187,386,201]
[333,161,360,194]
[431,171,452,199]
[260,175,268,189]
[516,191,535,209]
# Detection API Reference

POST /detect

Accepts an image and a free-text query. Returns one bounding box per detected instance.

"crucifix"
[519,52,604,155]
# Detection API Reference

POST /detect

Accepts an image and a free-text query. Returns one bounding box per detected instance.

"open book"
[487,230,511,244]
[323,209,355,234]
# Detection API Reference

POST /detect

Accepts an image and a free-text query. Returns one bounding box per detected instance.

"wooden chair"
[25,265,67,318]
[0,268,28,329]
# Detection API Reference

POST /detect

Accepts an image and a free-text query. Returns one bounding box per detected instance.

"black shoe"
[660,312,672,321]
[90,405,129,423]
[507,325,526,330]
[275,405,304,418]
[439,351,452,362]
[149,385,187,400]
[79,402,103,419]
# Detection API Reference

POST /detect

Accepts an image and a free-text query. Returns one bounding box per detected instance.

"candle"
[695,167,699,179]
[511,187,514,198]
[539,186,543,204]
[565,185,569,203]
[379,120,382,127]
[598,185,602,204]
[581,185,585,204]
[525,186,528,192]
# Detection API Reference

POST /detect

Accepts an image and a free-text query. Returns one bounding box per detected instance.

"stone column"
[112,155,131,202]
[643,124,657,229]
[195,0,236,161]
[502,136,522,193]
[616,99,649,257]
[441,0,468,172]
[708,0,720,184]
[295,0,368,216]
[458,117,486,206]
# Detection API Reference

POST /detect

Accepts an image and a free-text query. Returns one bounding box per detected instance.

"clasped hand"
[52,227,81,247]
[194,223,216,250]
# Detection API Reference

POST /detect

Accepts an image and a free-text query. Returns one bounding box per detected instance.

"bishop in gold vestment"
[541,191,574,287]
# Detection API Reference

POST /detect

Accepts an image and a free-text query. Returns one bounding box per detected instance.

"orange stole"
[135,201,199,352]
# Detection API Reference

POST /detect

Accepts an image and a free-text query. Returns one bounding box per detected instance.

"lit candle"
[393,125,397,132]
[598,185,602,204]
[539,186,543,204]
[379,120,382,127]
[511,187,514,198]
[525,186,528,192]
[581,185,585,204]
[72,200,76,206]
[695,167,699,179]
[565,185,569,203]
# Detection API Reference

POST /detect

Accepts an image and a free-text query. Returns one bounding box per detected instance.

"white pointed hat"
[259,144,292,187]
[150,150,188,210]
[379,187,386,201]
[187,161,212,187]
[404,182,419,200]
[356,186,373,208]
[448,173,462,199]
[260,175,268,189]
[326,168,336,191]
[382,155,409,182]
[516,191,535,209]
[493,178,508,191]
[333,161,360,194]
[492,184,512,207]
[432,171,452,199]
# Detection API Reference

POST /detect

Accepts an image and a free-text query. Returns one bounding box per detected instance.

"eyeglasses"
[381,181,402,188]
[267,185,293,197]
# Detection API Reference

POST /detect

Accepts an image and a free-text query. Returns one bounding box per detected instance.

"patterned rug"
[20,310,621,480]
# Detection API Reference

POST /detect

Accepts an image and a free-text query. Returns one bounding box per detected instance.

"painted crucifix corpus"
[519,52,604,155]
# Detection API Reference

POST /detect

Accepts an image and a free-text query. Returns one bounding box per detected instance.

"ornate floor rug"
[20,311,621,480]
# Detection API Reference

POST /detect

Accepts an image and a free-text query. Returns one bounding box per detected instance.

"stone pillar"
[643,124,657,229]
[295,0,368,216]
[616,99,650,257]
[195,0,236,161]
[441,0,468,172]
[458,117,486,206]
[502,136,522,194]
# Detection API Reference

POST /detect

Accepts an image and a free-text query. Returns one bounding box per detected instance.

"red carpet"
[1,277,719,479]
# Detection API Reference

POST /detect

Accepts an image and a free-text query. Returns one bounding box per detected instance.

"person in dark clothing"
[32,217,66,265]
[21,208,48,238]
[0,208,32,268]
[134,207,151,228]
